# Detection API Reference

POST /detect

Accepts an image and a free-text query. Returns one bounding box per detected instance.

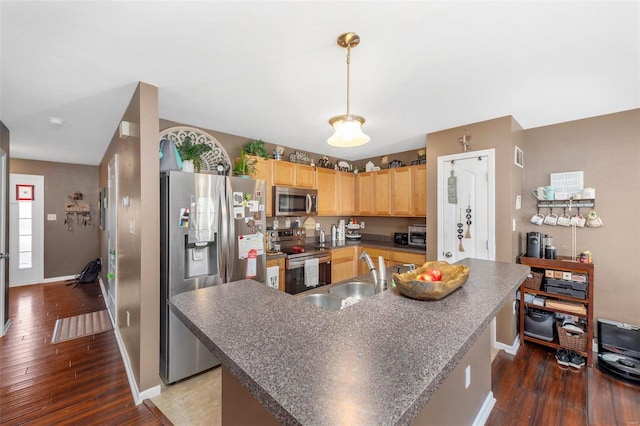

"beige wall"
[1,122,10,327]
[99,82,160,392]
[426,116,524,344]
[10,159,99,278]
[522,109,640,326]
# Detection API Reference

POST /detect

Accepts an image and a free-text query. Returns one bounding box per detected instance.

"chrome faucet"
[359,251,387,293]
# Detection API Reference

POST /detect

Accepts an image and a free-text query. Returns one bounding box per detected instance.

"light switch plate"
[47,214,57,221]
[515,195,522,210]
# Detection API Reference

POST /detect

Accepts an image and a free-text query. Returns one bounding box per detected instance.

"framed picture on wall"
[514,146,524,168]
[16,184,34,200]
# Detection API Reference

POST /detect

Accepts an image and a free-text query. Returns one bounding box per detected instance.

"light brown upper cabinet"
[249,156,273,217]
[374,170,392,215]
[356,169,392,216]
[339,172,356,215]
[316,168,339,215]
[273,161,315,188]
[356,172,374,215]
[391,164,426,217]
[317,169,357,216]
[411,164,426,216]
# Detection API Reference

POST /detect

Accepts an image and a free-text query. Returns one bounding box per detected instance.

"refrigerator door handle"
[306,193,311,214]
[219,184,229,283]
[225,178,236,281]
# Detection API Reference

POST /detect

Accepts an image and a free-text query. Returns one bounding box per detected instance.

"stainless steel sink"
[299,293,343,312]
[329,282,376,300]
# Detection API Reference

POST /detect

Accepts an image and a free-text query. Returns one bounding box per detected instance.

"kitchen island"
[170,258,529,425]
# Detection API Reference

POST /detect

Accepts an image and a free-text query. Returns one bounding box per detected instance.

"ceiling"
[1,1,638,166]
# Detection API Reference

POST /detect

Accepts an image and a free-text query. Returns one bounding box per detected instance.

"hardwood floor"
[0,281,168,425]
[2,281,638,425]
[487,343,640,426]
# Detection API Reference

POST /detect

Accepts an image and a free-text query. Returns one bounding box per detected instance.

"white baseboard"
[44,275,76,283]
[1,319,12,337]
[97,277,160,404]
[491,319,520,355]
[493,334,520,356]
[473,391,496,426]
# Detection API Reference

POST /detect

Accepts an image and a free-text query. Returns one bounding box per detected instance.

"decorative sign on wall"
[16,184,34,201]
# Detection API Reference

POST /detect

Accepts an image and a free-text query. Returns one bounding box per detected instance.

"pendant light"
[327,32,370,147]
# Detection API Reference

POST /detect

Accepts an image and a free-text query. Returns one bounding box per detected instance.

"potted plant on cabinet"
[176,136,212,172]
[232,148,257,177]
[243,139,270,159]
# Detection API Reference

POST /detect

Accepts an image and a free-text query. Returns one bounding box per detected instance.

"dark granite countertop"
[170,258,529,425]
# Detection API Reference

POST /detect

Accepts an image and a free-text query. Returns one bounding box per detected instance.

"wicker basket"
[556,322,587,352]
[523,271,543,290]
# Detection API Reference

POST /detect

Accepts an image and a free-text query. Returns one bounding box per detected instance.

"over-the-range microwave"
[273,186,318,217]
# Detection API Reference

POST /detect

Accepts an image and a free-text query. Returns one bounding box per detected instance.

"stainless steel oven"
[269,228,331,294]
[273,186,318,217]
[285,251,331,295]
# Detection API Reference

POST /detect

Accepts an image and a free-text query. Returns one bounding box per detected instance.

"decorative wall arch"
[159,126,232,175]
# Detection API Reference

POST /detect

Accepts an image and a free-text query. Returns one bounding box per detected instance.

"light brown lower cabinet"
[331,246,358,283]
[357,246,426,275]
[266,257,285,292]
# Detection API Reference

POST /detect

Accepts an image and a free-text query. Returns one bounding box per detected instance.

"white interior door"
[0,149,9,336]
[9,174,44,286]
[437,149,495,263]
[106,155,118,323]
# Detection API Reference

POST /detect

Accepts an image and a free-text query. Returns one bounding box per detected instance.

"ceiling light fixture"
[327,32,370,147]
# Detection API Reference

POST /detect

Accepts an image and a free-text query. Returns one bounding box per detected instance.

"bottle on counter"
[331,224,337,242]
[285,217,291,228]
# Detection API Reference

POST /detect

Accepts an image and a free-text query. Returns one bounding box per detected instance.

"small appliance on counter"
[345,223,361,240]
[526,232,542,258]
[394,232,408,245]
[408,224,426,248]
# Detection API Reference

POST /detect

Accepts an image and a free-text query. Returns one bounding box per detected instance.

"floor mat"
[51,310,113,344]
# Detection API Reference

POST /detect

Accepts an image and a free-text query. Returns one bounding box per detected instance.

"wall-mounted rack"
[536,199,595,209]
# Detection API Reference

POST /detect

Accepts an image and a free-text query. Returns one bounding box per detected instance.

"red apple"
[425,267,443,281]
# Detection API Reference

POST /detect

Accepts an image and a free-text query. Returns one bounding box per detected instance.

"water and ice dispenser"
[184,236,217,278]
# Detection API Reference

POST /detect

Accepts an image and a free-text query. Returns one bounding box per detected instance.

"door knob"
[444,251,453,259]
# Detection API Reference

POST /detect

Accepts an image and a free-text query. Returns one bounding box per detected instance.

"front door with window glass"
[9,174,44,286]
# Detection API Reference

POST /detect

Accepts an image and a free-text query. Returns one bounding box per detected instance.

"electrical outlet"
[360,221,365,229]
[465,365,471,389]
[512,219,517,232]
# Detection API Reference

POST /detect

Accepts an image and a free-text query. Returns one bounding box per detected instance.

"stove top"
[281,245,330,259]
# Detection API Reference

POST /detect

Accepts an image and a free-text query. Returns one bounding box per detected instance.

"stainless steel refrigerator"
[160,171,266,384]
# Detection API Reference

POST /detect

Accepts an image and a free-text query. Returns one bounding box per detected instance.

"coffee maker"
[526,232,543,258]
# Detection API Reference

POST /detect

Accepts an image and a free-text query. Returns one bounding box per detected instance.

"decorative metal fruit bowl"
[392,261,470,301]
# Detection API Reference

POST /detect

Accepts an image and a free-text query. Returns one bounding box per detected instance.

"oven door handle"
[287,256,331,269]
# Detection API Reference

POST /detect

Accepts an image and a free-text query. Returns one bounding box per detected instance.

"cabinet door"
[412,164,426,217]
[295,164,316,188]
[356,172,374,215]
[250,157,273,217]
[316,168,339,215]
[391,167,412,216]
[266,257,285,292]
[331,246,358,283]
[390,250,426,266]
[358,247,390,275]
[374,170,392,216]
[273,161,296,186]
[338,172,356,215]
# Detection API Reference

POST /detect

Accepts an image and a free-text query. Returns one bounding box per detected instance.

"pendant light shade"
[328,32,370,147]
[328,115,370,147]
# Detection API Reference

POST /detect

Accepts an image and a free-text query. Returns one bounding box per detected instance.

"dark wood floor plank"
[487,343,637,426]
[0,281,161,425]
